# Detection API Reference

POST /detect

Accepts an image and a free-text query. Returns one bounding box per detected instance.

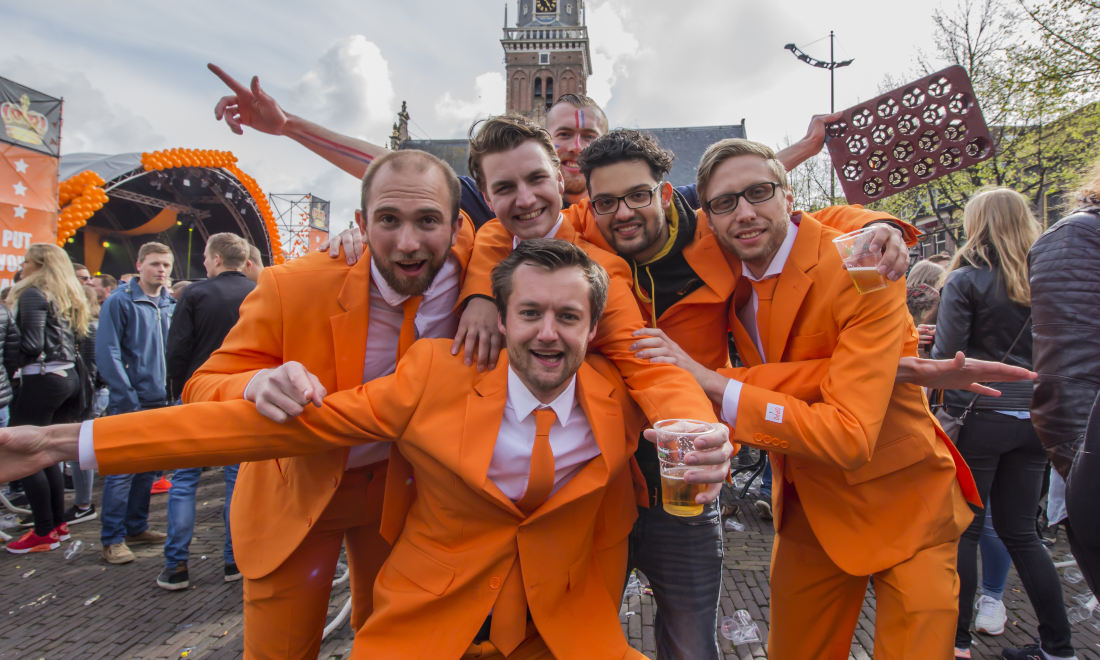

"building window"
[539,52,549,65]
[544,77,554,109]
[523,3,529,14]
[566,3,572,13]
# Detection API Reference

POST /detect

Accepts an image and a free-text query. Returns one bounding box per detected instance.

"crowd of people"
[0,64,1098,660]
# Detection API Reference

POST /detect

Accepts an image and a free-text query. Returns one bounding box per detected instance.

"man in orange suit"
[0,239,735,660]
[635,139,981,658]
[177,148,477,658]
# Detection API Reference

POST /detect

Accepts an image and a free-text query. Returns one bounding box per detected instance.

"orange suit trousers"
[768,489,961,660]
[241,462,389,660]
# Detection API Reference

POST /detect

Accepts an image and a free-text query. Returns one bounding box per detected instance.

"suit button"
[754,432,763,441]
[761,435,771,443]
[490,577,502,589]
[780,441,789,449]
[518,525,527,533]
[331,477,337,488]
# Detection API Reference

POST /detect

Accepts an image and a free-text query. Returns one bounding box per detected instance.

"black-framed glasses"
[591,183,661,215]
[705,182,781,215]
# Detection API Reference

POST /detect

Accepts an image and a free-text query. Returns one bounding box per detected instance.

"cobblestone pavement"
[1,469,1097,659]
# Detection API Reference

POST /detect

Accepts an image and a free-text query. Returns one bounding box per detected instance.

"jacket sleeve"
[165,289,196,401]
[929,269,973,361]
[80,321,98,384]
[811,205,920,246]
[96,295,140,413]
[730,276,910,471]
[182,268,285,403]
[91,339,434,475]
[3,306,21,380]
[15,287,49,366]
[588,252,719,425]
[719,360,832,404]
[457,219,513,305]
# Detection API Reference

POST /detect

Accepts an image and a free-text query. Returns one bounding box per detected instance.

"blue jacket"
[96,278,176,413]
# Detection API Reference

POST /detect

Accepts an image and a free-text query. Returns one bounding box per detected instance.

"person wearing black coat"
[0,303,21,424]
[932,188,1075,660]
[5,245,93,554]
[1031,189,1100,597]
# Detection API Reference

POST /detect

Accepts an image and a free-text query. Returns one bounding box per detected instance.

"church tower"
[501,0,591,123]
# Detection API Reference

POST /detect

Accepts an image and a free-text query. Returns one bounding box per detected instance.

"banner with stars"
[0,142,58,288]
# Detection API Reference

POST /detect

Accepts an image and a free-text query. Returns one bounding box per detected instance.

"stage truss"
[270,193,329,260]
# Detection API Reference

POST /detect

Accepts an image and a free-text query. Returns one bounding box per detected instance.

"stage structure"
[271,193,330,260]
[58,149,285,279]
[0,76,63,289]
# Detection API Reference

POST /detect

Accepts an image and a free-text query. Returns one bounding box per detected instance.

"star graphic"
[13,205,27,219]
[14,159,28,174]
[13,182,27,196]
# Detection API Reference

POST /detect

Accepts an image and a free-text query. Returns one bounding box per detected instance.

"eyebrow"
[372,205,444,216]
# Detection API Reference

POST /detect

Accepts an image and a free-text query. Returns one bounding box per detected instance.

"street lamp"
[784,31,854,200]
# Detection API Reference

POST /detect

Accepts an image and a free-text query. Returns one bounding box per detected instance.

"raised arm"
[209,63,388,179]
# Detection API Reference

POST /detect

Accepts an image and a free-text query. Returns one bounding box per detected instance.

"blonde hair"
[948,187,1040,306]
[1074,155,1100,207]
[907,260,945,290]
[696,139,789,206]
[10,244,92,337]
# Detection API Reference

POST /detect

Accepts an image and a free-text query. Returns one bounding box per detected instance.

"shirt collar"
[506,365,577,425]
[513,214,565,249]
[742,219,799,282]
[370,255,459,308]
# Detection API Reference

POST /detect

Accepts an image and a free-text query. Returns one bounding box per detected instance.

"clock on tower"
[535,0,557,13]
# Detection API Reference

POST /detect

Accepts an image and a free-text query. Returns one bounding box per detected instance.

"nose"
[516,182,537,209]
[613,199,634,222]
[394,223,421,254]
[535,314,559,343]
[731,195,757,223]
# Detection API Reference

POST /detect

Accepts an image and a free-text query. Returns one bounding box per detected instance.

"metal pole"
[187,226,193,279]
[830,30,836,202]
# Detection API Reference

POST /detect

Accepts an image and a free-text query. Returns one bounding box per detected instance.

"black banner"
[0,76,62,157]
[309,196,330,232]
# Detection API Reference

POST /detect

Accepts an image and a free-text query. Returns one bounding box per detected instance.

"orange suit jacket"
[93,341,648,660]
[720,208,978,576]
[181,216,474,579]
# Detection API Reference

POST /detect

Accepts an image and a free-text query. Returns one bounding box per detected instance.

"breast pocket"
[786,332,831,361]
[387,540,456,596]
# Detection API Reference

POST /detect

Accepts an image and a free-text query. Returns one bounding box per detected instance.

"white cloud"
[434,72,506,137]
[585,1,642,108]
[289,36,396,145]
[0,56,166,155]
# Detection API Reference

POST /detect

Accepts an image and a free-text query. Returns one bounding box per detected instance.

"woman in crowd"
[62,285,101,525]
[932,188,1075,659]
[4,244,92,553]
[906,259,945,358]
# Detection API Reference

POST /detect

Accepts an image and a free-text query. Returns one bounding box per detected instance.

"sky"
[3,0,958,235]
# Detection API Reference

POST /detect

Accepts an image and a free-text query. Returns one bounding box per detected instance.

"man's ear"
[451,214,464,248]
[557,170,566,195]
[354,209,367,234]
[661,181,674,209]
[496,311,507,338]
[784,188,795,214]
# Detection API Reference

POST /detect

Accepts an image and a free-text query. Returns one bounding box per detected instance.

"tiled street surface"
[1,468,1097,659]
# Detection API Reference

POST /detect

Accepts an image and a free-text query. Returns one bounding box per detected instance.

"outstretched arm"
[209,63,389,179]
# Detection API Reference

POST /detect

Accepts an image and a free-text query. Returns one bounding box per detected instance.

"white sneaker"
[974,594,1007,635]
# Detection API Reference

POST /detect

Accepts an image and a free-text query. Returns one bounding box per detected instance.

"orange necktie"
[750,278,779,360]
[396,295,423,361]
[490,407,557,654]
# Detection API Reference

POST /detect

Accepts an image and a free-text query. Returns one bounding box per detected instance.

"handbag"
[932,313,1032,441]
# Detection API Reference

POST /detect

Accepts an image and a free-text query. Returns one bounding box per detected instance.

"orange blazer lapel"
[331,253,373,392]
[728,276,764,367]
[459,361,523,517]
[768,216,820,363]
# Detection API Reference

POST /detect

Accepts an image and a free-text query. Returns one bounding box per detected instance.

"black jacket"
[166,270,256,400]
[14,287,77,368]
[0,305,20,407]
[931,261,1034,412]
[1029,208,1100,479]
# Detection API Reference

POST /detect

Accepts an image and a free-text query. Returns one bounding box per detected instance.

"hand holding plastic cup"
[832,226,888,294]
[654,419,716,517]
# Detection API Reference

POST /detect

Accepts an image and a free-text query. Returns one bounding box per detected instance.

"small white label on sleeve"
[765,403,784,424]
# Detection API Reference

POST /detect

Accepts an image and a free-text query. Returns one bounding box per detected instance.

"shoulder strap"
[960,313,1032,418]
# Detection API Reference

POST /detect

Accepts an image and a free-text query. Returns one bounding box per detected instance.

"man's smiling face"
[546,102,605,199]
[481,139,566,240]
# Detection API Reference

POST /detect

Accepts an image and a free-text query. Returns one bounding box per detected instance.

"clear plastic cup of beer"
[832,226,889,294]
[654,419,716,517]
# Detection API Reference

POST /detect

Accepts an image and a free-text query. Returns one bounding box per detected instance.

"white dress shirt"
[721,220,799,428]
[488,367,601,501]
[78,255,463,472]
[512,214,565,248]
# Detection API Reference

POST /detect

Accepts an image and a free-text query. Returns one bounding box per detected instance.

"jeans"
[164,465,238,568]
[66,461,95,508]
[100,471,156,546]
[760,455,772,501]
[627,499,723,660]
[0,405,8,427]
[978,502,1012,600]
[954,411,1074,655]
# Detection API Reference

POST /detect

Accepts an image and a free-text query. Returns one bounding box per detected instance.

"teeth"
[738,230,763,239]
[517,209,542,221]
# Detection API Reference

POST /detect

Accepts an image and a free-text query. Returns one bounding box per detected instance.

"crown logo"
[1,94,49,146]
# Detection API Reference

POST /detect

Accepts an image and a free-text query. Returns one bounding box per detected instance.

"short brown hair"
[550,94,609,132]
[696,139,789,207]
[490,238,609,330]
[360,150,461,223]
[579,129,674,187]
[137,241,173,263]
[205,232,249,270]
[247,244,263,265]
[468,114,560,193]
[72,263,88,273]
[96,274,118,290]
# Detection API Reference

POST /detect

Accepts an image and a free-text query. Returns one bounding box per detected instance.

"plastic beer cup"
[832,227,888,294]
[654,419,716,517]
